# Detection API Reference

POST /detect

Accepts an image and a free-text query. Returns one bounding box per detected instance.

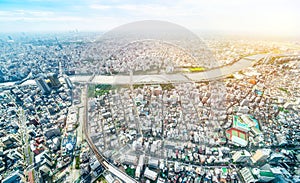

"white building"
[251,149,271,164]
[240,167,257,183]
[135,166,141,179]
[138,154,145,167]
[122,154,138,165]
[232,150,251,163]
[148,157,159,169]
[144,167,157,181]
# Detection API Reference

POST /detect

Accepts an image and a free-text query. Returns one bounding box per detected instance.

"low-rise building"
[240,167,257,183]
[144,167,157,181]
[232,150,251,163]
[122,154,138,165]
[251,149,271,164]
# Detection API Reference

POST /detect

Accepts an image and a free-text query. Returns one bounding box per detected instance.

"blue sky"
[0,0,299,36]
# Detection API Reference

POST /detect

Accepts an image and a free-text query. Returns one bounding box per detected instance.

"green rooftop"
[260,171,275,177]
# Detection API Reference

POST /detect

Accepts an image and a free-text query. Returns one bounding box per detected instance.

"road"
[19,108,40,183]
[65,86,86,182]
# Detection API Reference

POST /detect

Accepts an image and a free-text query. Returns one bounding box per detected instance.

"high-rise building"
[64,77,73,89]
[47,73,61,88]
[35,78,51,94]
[2,170,24,183]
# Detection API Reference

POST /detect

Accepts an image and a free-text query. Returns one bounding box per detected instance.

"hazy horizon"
[0,0,300,37]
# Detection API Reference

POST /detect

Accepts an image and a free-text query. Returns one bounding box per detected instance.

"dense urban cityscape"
[0,19,300,183]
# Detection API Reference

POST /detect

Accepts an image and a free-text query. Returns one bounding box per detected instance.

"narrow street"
[65,85,86,183]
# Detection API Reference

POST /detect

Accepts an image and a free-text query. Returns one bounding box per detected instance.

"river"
[0,54,267,87]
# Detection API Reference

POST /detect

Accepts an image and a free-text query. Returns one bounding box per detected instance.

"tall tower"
[35,78,51,94]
